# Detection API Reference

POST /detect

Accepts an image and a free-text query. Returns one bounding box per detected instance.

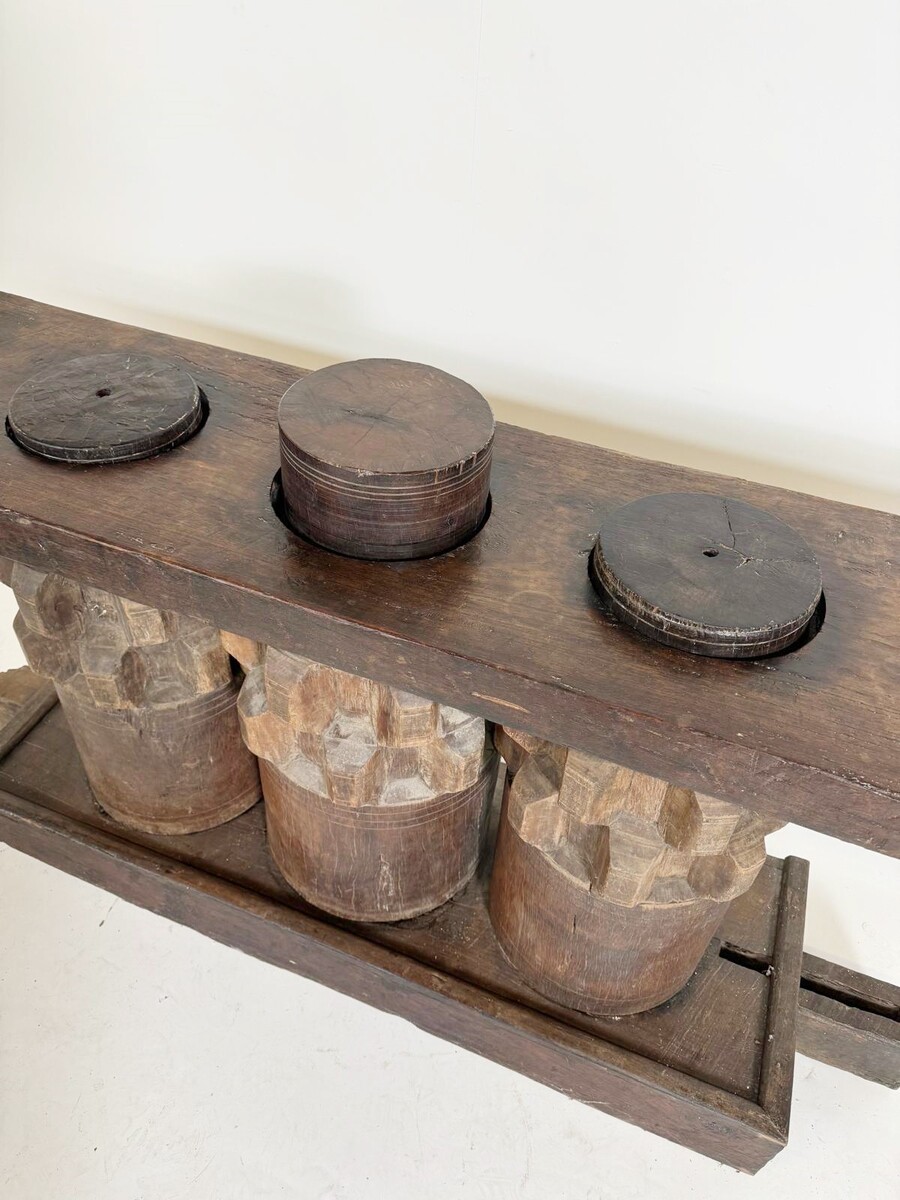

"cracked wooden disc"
[590,492,823,658]
[278,358,494,559]
[8,353,203,464]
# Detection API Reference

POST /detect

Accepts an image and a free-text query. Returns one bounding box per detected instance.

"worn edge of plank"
[756,855,809,1137]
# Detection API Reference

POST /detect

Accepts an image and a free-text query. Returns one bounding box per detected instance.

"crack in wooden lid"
[590,492,823,658]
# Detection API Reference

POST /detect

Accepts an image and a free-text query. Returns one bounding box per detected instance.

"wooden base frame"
[0,681,809,1173]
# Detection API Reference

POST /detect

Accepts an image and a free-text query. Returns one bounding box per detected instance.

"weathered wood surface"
[489,728,778,1014]
[278,358,493,559]
[0,697,807,1172]
[9,562,260,833]
[797,953,900,1088]
[0,294,897,855]
[223,633,497,920]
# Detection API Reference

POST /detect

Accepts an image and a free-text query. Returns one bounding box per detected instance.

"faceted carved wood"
[223,633,498,921]
[10,563,261,834]
[490,727,781,1015]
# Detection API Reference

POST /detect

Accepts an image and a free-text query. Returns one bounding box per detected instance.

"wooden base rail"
[0,669,897,1171]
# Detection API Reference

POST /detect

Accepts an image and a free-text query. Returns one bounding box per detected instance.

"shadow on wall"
[33,269,900,517]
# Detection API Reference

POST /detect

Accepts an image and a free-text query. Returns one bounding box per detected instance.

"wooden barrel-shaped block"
[489,730,778,1015]
[224,635,498,921]
[56,681,260,835]
[9,563,261,835]
[262,757,497,921]
[278,359,494,559]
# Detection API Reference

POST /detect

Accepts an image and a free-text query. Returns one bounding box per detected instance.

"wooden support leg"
[490,727,781,1015]
[8,563,261,834]
[222,633,498,921]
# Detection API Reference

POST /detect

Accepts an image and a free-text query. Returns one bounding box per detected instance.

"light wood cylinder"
[224,633,497,921]
[10,563,261,834]
[489,728,779,1015]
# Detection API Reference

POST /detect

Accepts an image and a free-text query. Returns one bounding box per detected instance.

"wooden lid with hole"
[7,353,203,465]
[278,358,494,559]
[590,492,823,658]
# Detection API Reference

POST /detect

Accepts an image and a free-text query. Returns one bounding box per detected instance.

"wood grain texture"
[590,492,823,657]
[7,352,203,464]
[0,697,809,1172]
[0,294,896,854]
[490,730,778,1014]
[797,954,900,1088]
[223,633,497,920]
[278,358,493,558]
[9,562,260,833]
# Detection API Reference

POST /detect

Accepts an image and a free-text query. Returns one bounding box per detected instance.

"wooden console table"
[0,295,896,1173]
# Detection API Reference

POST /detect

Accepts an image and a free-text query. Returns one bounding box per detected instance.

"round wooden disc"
[590,492,823,658]
[278,359,494,559]
[8,353,203,464]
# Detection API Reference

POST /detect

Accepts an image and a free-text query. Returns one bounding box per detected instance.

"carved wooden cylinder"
[10,563,261,834]
[224,633,498,921]
[489,729,779,1015]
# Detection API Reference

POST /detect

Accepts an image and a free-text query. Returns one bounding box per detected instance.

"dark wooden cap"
[278,358,494,559]
[590,492,823,658]
[8,353,203,465]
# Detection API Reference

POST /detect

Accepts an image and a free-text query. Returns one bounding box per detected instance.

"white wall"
[1,1,898,510]
[1,4,898,1198]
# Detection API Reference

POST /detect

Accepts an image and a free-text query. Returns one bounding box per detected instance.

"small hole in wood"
[703,548,719,557]
[95,387,112,397]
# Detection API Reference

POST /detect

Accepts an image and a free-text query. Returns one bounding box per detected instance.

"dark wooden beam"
[0,294,897,854]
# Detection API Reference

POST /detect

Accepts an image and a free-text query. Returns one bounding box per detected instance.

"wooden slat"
[797,953,900,1088]
[757,857,808,1137]
[0,296,897,854]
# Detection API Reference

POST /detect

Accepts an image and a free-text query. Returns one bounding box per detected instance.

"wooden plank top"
[0,293,897,854]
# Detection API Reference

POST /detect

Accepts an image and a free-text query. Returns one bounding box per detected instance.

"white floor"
[1,585,898,1200]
